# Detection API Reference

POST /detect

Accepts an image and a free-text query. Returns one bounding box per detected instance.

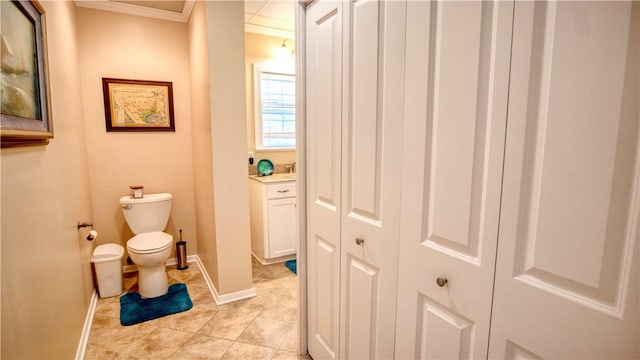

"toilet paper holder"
[77,221,93,229]
[77,222,97,241]
[86,230,98,241]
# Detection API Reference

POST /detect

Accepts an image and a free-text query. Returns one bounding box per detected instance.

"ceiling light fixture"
[275,39,292,60]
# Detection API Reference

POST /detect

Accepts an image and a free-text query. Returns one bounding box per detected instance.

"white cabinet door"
[267,197,297,258]
[394,1,514,358]
[339,1,405,359]
[306,1,343,358]
[489,2,640,358]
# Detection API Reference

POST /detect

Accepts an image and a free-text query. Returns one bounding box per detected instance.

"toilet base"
[126,233,173,298]
[137,264,169,298]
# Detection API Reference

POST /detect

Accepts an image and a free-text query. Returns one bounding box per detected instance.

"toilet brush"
[176,229,188,270]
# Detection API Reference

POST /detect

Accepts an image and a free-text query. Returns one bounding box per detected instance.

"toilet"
[120,193,173,298]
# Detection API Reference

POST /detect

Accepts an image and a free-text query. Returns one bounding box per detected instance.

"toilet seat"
[127,232,173,254]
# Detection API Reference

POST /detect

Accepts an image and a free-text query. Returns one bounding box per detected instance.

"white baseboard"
[251,252,296,265]
[75,289,98,360]
[193,255,256,305]
[122,255,198,273]
[166,254,198,267]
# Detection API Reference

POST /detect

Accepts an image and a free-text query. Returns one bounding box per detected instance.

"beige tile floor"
[85,258,307,360]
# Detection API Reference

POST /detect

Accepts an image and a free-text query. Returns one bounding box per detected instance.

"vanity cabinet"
[249,177,297,264]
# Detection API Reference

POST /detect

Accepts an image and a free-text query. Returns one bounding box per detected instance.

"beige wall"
[245,32,297,167]
[1,2,94,358]
[206,1,254,295]
[188,1,219,287]
[188,1,254,295]
[76,8,197,260]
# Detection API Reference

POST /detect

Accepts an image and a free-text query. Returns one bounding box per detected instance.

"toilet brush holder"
[176,229,188,270]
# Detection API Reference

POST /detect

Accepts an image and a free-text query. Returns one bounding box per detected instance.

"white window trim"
[254,63,296,150]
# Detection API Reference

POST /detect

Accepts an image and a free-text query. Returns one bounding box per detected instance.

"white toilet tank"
[120,193,172,234]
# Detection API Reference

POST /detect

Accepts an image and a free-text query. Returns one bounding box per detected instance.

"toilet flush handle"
[121,204,132,210]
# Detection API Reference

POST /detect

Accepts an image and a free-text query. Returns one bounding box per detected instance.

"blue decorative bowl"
[257,159,274,176]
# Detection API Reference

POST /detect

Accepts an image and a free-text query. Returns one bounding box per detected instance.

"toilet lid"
[127,232,173,253]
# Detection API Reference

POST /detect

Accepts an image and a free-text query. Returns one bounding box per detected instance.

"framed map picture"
[102,78,175,132]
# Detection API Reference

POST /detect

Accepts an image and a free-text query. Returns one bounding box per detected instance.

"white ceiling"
[245,0,295,39]
[74,0,294,38]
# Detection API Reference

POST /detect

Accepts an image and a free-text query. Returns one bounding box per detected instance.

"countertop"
[249,173,297,183]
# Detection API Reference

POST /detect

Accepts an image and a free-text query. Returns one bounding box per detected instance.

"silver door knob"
[355,238,365,245]
[436,277,448,287]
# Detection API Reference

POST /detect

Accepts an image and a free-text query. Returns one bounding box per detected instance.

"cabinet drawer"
[267,182,296,199]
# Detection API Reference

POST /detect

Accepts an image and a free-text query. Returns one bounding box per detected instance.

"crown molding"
[74,0,195,23]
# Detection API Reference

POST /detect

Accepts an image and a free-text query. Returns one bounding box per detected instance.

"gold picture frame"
[0,0,53,148]
[102,78,175,132]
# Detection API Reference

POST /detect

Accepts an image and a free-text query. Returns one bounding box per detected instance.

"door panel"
[313,236,339,354]
[343,255,379,359]
[504,341,544,360]
[427,1,496,259]
[489,2,640,358]
[340,0,406,359]
[394,1,514,358]
[417,295,475,359]
[306,1,343,358]
[347,0,383,224]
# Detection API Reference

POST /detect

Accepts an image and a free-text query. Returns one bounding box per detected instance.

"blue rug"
[285,260,297,275]
[120,283,192,326]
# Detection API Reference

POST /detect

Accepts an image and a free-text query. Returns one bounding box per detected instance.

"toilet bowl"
[120,193,173,298]
[127,232,173,298]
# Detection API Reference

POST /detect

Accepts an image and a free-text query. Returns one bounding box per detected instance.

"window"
[254,65,295,149]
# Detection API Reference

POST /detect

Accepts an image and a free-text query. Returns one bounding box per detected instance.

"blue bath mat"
[285,260,297,275]
[120,283,192,326]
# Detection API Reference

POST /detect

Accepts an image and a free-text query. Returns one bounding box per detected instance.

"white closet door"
[489,2,640,358]
[306,1,344,359]
[394,1,514,358]
[339,0,405,359]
